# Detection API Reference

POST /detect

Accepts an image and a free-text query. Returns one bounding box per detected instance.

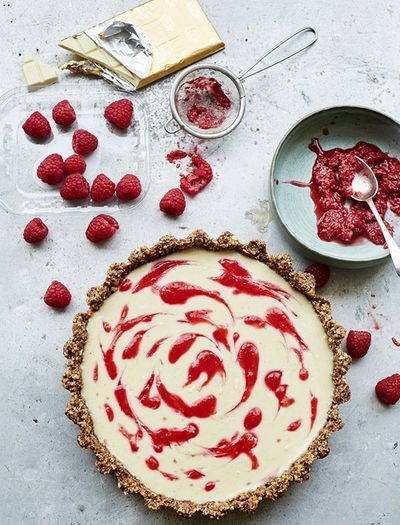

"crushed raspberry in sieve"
[176,76,232,130]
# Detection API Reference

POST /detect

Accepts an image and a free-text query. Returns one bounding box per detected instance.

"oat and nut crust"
[62,230,351,518]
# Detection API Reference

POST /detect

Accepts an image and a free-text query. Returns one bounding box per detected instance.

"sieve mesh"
[167,28,317,139]
[173,67,242,136]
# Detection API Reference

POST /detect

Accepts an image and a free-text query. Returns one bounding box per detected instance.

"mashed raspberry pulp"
[177,76,232,130]
[304,139,400,245]
[166,149,213,196]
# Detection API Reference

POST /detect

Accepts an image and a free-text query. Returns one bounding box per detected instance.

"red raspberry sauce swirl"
[84,253,327,501]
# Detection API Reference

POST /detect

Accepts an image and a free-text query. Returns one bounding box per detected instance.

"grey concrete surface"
[0,1,399,524]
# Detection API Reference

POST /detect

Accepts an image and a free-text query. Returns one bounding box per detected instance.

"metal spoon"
[352,155,400,276]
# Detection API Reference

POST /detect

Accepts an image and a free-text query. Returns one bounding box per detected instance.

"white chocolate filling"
[82,250,333,503]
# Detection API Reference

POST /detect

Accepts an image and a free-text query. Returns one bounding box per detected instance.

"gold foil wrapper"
[59,0,224,90]
[59,60,136,93]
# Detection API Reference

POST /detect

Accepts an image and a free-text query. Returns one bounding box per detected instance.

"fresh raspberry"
[52,99,76,126]
[44,280,71,308]
[115,174,142,201]
[72,129,98,155]
[159,188,186,216]
[60,173,90,200]
[375,374,400,405]
[90,174,116,202]
[64,154,86,175]
[22,111,51,138]
[37,153,65,185]
[104,99,134,129]
[346,330,372,358]
[304,262,331,288]
[23,218,48,243]
[85,214,119,243]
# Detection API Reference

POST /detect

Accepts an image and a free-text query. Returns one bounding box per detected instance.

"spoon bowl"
[351,156,378,201]
[351,156,400,276]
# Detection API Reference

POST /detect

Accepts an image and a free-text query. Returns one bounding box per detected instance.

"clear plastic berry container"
[0,84,150,214]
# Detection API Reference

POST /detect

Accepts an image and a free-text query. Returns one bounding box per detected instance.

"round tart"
[63,231,350,517]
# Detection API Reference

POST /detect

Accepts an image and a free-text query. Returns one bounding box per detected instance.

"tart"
[63,231,350,517]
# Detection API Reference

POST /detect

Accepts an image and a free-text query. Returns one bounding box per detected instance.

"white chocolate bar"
[59,0,224,89]
[23,55,58,90]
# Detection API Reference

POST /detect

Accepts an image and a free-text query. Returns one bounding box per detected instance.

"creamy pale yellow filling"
[82,250,333,503]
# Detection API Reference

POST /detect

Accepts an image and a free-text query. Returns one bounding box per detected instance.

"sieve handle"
[164,117,182,134]
[239,27,317,81]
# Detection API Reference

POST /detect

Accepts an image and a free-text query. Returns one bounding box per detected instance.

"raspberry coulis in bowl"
[289,139,400,246]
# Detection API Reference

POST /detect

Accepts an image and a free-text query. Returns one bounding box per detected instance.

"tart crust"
[62,230,351,518]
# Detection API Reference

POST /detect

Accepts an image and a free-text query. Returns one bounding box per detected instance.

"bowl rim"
[269,104,400,264]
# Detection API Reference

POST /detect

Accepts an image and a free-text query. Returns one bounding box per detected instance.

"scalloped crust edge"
[62,230,351,518]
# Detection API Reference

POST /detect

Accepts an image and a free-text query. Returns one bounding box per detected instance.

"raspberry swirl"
[82,250,334,503]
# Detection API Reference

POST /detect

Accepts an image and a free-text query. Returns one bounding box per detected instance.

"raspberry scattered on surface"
[375,374,400,405]
[166,150,188,163]
[86,214,119,243]
[104,99,134,129]
[60,173,90,201]
[304,262,331,288]
[23,218,48,244]
[52,99,76,126]
[115,174,142,201]
[72,129,98,155]
[64,154,86,175]
[91,174,116,202]
[37,153,65,185]
[22,111,51,138]
[166,149,213,196]
[346,330,372,358]
[44,280,71,308]
[159,188,186,216]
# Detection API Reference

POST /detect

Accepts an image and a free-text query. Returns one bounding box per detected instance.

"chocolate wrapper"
[59,60,136,93]
[59,0,224,90]
[85,20,152,79]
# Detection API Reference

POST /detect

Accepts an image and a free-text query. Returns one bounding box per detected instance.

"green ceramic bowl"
[270,106,400,268]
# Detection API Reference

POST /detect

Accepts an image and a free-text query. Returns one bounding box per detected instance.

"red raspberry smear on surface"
[44,280,71,308]
[166,150,188,163]
[166,148,213,196]
[346,330,371,358]
[290,139,400,246]
[23,218,48,243]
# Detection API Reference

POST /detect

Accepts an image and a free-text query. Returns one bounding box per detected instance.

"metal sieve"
[165,27,317,139]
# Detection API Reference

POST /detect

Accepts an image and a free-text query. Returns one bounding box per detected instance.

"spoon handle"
[367,198,400,276]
